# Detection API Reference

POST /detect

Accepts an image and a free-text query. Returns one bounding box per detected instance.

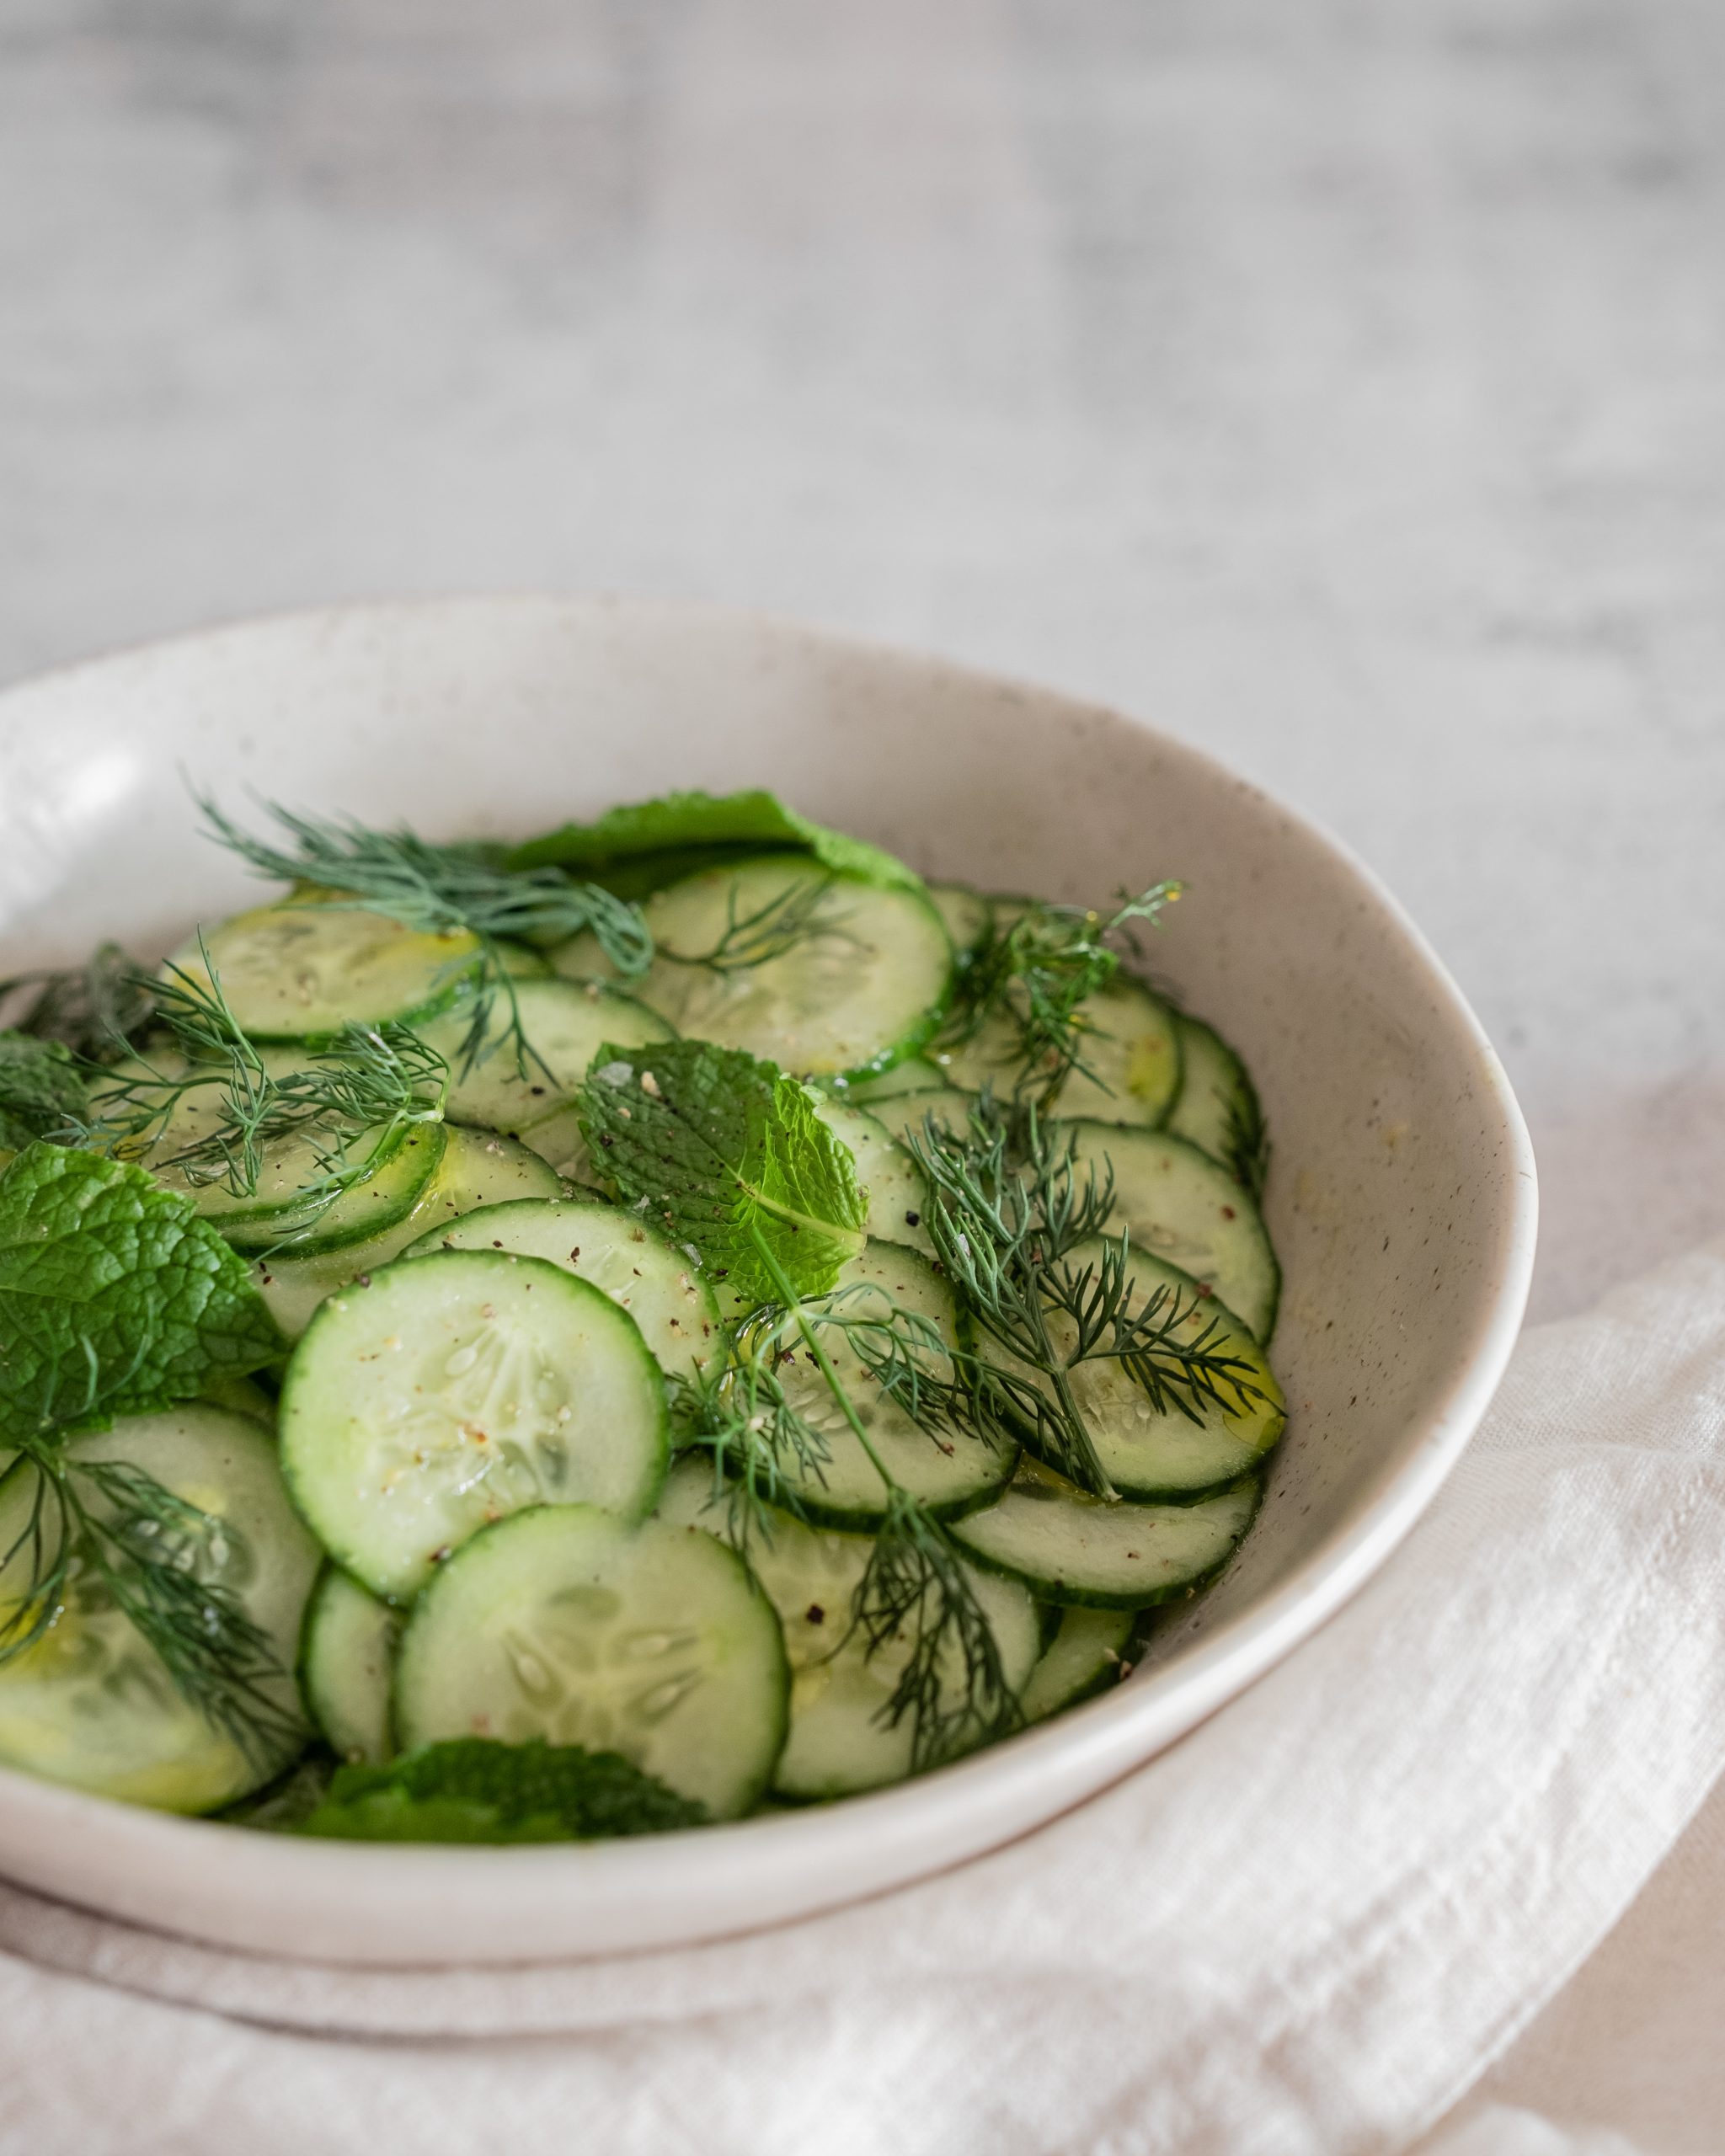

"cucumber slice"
[751,1242,1015,1526]
[975,1237,1285,1498]
[932,975,1180,1128]
[0,1407,318,1812]
[254,1125,560,1341]
[811,1097,933,1257]
[89,1049,445,1258]
[845,1057,944,1102]
[393,1503,788,1818]
[1065,1122,1280,1342]
[550,857,953,1081]
[655,1460,1039,1801]
[170,898,481,1038]
[513,1102,601,1189]
[494,941,553,979]
[403,1197,723,1380]
[926,882,991,966]
[1020,1605,1134,1722]
[868,1086,980,1150]
[953,1456,1261,1609]
[1166,1012,1268,1198]
[280,1249,669,1600]
[300,1566,400,1765]
[418,978,674,1144]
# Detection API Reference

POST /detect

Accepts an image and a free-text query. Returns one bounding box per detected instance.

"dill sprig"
[667,1315,833,1547]
[851,1486,1019,1771]
[0,943,156,1063]
[745,1226,1021,1772]
[73,949,447,1229]
[903,1092,1267,1497]
[195,794,653,1078]
[663,873,862,975]
[0,1447,301,1764]
[936,882,1182,1108]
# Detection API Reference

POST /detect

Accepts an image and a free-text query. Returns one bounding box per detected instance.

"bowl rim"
[0,591,1538,1965]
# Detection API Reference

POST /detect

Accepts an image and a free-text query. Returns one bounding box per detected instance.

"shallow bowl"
[0,595,1535,1964]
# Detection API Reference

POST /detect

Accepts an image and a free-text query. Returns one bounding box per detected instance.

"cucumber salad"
[0,788,1283,1843]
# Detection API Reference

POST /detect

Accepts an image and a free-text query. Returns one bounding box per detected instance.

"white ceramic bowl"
[0,595,1535,1966]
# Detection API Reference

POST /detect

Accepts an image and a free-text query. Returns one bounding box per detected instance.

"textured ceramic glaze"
[0,596,1535,1964]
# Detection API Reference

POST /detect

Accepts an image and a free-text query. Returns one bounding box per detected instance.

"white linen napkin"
[3,1242,1725,2156]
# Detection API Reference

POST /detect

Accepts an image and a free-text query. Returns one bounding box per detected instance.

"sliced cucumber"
[394,1503,788,1818]
[512,1103,601,1189]
[811,1097,933,1257]
[975,1237,1284,1498]
[89,1049,445,1258]
[550,857,953,1081]
[868,1086,980,1151]
[656,1460,1039,1800]
[932,975,1180,1128]
[1065,1122,1279,1342]
[403,1197,723,1380]
[1020,1605,1134,1722]
[280,1249,669,1601]
[169,897,481,1038]
[845,1056,944,1103]
[1167,1012,1268,1196]
[300,1566,400,1765]
[754,1242,1015,1526]
[953,1455,1260,1609]
[927,882,991,966]
[418,978,674,1145]
[0,1408,318,1812]
[253,1125,560,1341]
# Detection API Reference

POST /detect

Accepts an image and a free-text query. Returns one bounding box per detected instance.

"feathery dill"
[745,1228,1021,1771]
[72,949,447,1225]
[580,1038,1019,1769]
[935,883,1181,1109]
[667,1315,834,1545]
[0,1449,301,1763]
[0,942,155,1062]
[903,1091,1268,1497]
[195,794,652,1078]
[1224,1082,1270,1202]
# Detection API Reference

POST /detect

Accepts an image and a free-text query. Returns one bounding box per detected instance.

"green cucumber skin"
[828,882,958,1086]
[392,1507,791,1820]
[781,1444,1022,1534]
[1064,1120,1283,1346]
[956,1475,1266,1613]
[278,1251,672,1604]
[979,1244,1287,1503]
[219,1123,448,1261]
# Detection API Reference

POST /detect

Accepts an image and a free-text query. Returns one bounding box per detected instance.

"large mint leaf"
[579,1038,867,1306]
[0,1142,282,1443]
[0,1033,87,1151]
[297,1738,706,1843]
[505,787,922,897]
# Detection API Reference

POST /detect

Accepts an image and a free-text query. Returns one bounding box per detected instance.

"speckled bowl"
[0,595,1536,1964]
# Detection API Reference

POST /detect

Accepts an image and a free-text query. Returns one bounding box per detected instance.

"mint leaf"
[0,1142,282,1444]
[297,1737,706,1843]
[580,1039,867,1306]
[0,1033,87,1150]
[506,787,923,897]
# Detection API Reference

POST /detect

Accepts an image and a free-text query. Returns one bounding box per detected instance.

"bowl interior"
[0,595,1535,1963]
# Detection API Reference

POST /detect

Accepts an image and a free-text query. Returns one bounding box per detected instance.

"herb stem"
[747,1224,897,1500]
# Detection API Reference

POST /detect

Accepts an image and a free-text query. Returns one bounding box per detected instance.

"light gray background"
[2,3,1720,2140]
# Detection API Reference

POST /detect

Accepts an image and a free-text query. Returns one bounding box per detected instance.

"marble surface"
[1,1,1722,2143]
